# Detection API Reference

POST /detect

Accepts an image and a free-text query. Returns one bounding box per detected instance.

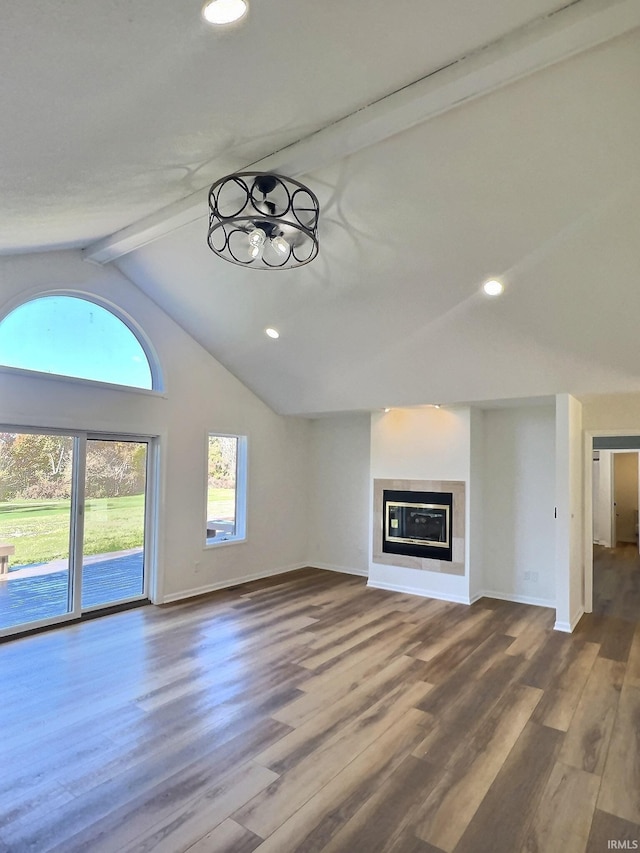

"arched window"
[0,295,157,390]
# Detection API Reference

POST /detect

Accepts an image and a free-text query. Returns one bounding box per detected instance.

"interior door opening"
[590,436,640,622]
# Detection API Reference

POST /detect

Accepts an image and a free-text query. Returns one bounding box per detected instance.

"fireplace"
[373,478,464,575]
[383,489,453,561]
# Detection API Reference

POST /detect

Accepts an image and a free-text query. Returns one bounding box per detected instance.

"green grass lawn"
[207,487,236,523]
[0,489,235,566]
[0,494,145,566]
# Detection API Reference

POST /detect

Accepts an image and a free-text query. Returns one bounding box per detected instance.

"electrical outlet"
[524,571,531,581]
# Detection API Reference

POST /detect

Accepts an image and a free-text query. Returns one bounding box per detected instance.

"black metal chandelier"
[207,172,319,269]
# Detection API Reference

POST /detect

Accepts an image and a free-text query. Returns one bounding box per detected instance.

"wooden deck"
[0,559,638,852]
[0,550,144,630]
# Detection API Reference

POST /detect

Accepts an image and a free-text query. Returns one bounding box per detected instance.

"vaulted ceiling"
[3,1,640,415]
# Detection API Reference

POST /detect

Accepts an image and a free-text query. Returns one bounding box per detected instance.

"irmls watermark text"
[608,842,639,850]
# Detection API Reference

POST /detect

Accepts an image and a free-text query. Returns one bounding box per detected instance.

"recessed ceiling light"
[482,279,504,297]
[265,328,279,339]
[202,0,248,25]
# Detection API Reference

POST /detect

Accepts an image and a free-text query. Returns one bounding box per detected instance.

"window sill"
[204,536,247,550]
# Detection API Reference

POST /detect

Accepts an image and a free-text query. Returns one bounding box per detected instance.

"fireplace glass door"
[383,489,454,561]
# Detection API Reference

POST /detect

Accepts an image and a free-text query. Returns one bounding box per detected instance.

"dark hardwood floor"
[1,566,639,852]
[593,542,640,620]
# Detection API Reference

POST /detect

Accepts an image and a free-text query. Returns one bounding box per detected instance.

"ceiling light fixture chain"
[207,171,319,269]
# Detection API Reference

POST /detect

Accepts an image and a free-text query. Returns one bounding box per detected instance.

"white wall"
[582,394,640,432]
[482,406,556,607]
[369,406,471,602]
[0,251,311,603]
[593,450,613,547]
[468,407,485,602]
[555,393,583,632]
[307,414,371,576]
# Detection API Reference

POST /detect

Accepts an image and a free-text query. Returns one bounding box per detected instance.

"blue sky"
[0,296,152,389]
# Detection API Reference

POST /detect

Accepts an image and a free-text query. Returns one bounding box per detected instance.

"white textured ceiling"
[118,23,640,415]
[3,1,640,416]
[1,0,570,252]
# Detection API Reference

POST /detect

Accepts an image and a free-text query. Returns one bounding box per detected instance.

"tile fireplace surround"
[372,478,465,576]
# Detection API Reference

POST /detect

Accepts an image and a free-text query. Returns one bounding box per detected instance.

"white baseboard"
[161,567,562,619]
[366,578,473,605]
[554,607,584,633]
[161,562,307,604]
[366,581,556,609]
[479,589,556,609]
[311,562,369,578]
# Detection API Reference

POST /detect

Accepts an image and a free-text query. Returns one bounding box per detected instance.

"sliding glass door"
[0,432,74,630]
[81,439,148,610]
[0,430,153,636]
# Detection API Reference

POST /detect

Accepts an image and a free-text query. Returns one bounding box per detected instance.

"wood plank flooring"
[593,542,640,620]
[1,563,639,853]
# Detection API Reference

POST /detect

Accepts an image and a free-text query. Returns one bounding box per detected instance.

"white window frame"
[204,433,247,548]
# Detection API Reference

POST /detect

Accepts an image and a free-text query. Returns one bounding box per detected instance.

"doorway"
[0,429,155,636]
[588,435,640,619]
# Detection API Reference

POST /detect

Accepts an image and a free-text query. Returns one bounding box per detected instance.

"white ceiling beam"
[84,0,640,264]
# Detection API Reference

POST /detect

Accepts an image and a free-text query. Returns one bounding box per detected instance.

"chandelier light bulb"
[249,244,261,259]
[248,228,266,249]
[202,0,248,25]
[272,235,289,256]
[482,279,504,297]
